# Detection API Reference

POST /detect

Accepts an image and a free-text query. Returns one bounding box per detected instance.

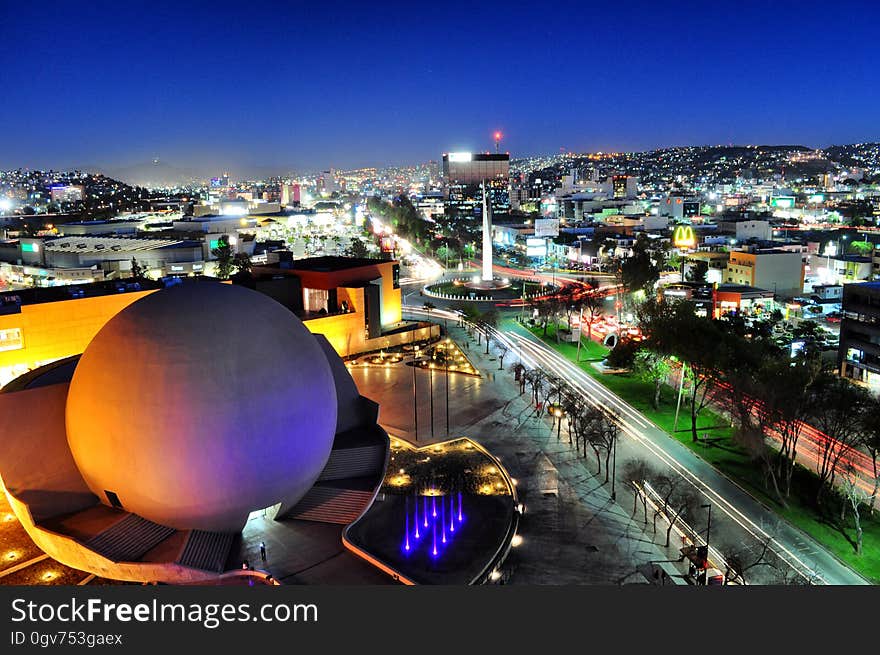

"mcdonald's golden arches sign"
[672,225,696,249]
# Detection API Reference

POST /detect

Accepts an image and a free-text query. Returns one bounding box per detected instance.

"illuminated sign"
[21,242,39,253]
[447,152,472,162]
[526,237,546,258]
[770,196,795,209]
[808,194,825,204]
[672,225,697,249]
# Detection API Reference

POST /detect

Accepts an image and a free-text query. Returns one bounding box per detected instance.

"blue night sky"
[2,0,878,174]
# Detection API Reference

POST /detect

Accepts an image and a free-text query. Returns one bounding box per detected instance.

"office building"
[441,152,509,184]
[839,281,880,392]
[724,247,804,297]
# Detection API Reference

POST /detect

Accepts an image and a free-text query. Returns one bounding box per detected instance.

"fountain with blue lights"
[403,488,465,560]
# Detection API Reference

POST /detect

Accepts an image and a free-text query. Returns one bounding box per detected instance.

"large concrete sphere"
[65,282,337,532]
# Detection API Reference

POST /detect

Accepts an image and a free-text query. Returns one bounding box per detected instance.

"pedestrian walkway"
[351,321,693,584]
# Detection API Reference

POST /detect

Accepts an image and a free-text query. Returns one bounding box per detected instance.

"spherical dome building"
[65,281,338,532]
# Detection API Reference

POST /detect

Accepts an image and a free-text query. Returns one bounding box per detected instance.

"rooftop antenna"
[494,131,502,154]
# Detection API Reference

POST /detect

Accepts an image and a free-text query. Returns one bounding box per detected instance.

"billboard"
[770,196,795,209]
[526,237,546,258]
[540,197,558,217]
[534,218,559,238]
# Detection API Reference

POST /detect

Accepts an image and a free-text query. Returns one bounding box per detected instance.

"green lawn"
[512,318,880,583]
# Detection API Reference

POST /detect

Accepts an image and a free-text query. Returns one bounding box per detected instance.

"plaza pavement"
[349,325,690,585]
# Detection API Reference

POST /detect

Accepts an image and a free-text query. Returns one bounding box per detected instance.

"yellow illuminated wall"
[377,262,402,327]
[0,290,158,386]
[304,286,367,357]
[0,270,403,385]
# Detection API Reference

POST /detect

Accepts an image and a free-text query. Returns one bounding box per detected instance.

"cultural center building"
[0,256,435,387]
[0,281,392,583]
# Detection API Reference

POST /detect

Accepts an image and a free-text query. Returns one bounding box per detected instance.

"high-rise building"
[839,281,880,391]
[281,182,301,206]
[441,152,510,217]
[441,152,509,184]
[608,175,638,200]
[318,168,338,195]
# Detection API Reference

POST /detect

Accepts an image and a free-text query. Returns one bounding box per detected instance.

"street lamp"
[701,503,712,553]
[610,430,617,501]
[428,359,435,440]
[412,349,420,443]
[445,346,450,440]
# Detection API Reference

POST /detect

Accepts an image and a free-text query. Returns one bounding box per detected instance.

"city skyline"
[2,0,878,173]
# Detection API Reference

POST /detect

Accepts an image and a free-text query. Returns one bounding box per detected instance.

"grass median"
[510,318,880,583]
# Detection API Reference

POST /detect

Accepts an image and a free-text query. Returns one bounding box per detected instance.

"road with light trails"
[500,321,869,585]
[405,304,869,584]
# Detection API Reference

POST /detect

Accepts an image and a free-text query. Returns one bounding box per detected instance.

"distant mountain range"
[24,142,878,189]
[104,160,211,188]
[76,160,296,188]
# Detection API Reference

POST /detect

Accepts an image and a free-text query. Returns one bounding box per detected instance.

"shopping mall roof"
[42,235,200,253]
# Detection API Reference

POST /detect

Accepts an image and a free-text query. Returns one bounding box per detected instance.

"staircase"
[85,514,176,563]
[318,444,386,481]
[284,483,375,524]
[176,530,235,572]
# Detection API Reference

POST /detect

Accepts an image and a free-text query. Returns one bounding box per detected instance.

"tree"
[638,298,731,442]
[619,234,660,295]
[422,301,436,312]
[478,308,499,354]
[764,359,816,499]
[859,398,880,515]
[211,235,235,280]
[604,336,638,369]
[232,252,252,275]
[719,535,778,585]
[130,257,145,281]
[806,375,871,506]
[576,293,604,362]
[347,237,370,259]
[848,240,873,256]
[534,299,557,337]
[685,260,709,283]
[841,465,868,555]
[632,349,671,410]
[622,458,653,520]
[496,342,509,370]
[524,368,547,411]
[651,472,701,547]
[436,244,453,269]
[510,362,528,395]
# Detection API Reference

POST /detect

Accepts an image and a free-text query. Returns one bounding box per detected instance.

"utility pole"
[673,362,687,433]
[611,430,617,501]
[701,502,712,584]
[429,363,435,440]
[412,352,419,443]
[703,503,712,550]
[445,352,450,439]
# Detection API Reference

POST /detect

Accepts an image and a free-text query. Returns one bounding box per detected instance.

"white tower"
[481,180,493,282]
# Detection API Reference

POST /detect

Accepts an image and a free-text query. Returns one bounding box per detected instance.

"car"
[826,315,841,323]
